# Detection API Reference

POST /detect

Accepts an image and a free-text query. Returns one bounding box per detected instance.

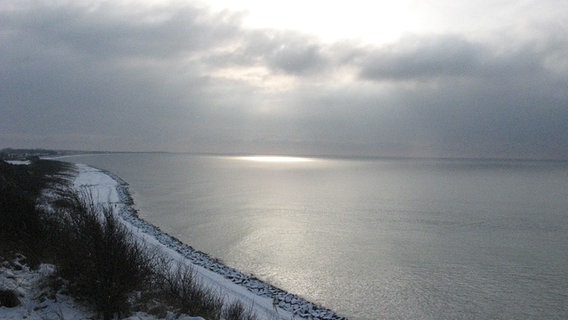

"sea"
[61,153,568,320]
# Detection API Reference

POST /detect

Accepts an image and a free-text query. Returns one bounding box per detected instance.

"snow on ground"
[0,251,202,320]
[74,164,122,205]
[3,160,31,165]
[0,252,202,320]
[0,253,95,320]
[71,163,346,320]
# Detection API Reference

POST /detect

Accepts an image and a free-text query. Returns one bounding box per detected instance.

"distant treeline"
[0,148,107,160]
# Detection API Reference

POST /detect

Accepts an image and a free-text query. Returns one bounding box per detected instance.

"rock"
[0,289,21,307]
[178,316,205,320]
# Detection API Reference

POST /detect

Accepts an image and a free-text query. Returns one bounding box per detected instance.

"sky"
[1,0,567,159]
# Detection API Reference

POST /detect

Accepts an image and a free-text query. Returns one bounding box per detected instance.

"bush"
[0,162,40,243]
[0,179,40,244]
[152,260,260,320]
[158,261,224,319]
[0,160,73,261]
[223,300,258,320]
[54,191,154,320]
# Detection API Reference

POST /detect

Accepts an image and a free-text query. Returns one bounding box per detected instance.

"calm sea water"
[62,153,568,319]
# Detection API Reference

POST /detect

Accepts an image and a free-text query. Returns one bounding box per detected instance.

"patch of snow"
[70,163,346,320]
[0,254,95,320]
[124,311,204,320]
[0,254,212,320]
[74,163,121,204]
[3,160,31,165]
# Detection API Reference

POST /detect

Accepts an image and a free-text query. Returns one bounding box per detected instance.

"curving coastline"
[78,163,347,320]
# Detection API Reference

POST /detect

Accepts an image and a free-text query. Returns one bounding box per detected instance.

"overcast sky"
[2,0,567,159]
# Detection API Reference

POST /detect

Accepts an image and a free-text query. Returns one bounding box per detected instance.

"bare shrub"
[54,191,154,320]
[157,261,224,319]
[223,300,258,320]
[0,160,72,262]
[0,180,39,244]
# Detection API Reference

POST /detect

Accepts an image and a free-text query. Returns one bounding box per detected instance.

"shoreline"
[73,162,346,320]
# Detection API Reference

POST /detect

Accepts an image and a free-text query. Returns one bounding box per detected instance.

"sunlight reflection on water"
[233,155,315,163]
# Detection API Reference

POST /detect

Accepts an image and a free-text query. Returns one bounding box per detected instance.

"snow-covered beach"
[70,163,345,320]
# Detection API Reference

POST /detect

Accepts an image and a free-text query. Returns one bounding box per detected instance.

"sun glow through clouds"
[197,0,428,44]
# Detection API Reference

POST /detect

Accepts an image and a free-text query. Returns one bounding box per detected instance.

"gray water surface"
[62,153,568,319]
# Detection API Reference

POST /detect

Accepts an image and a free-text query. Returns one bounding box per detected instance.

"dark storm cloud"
[1,0,567,159]
[204,30,331,76]
[1,1,245,150]
[1,1,242,60]
[356,34,557,82]
[324,32,567,158]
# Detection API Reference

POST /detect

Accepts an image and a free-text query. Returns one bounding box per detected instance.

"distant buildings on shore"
[0,148,83,160]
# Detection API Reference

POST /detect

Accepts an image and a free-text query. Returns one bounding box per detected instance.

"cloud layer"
[2,0,567,159]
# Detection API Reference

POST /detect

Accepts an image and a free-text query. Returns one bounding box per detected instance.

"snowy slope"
[0,254,95,320]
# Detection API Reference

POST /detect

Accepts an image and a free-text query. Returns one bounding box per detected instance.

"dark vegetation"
[50,191,155,319]
[0,159,75,263]
[0,159,259,320]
